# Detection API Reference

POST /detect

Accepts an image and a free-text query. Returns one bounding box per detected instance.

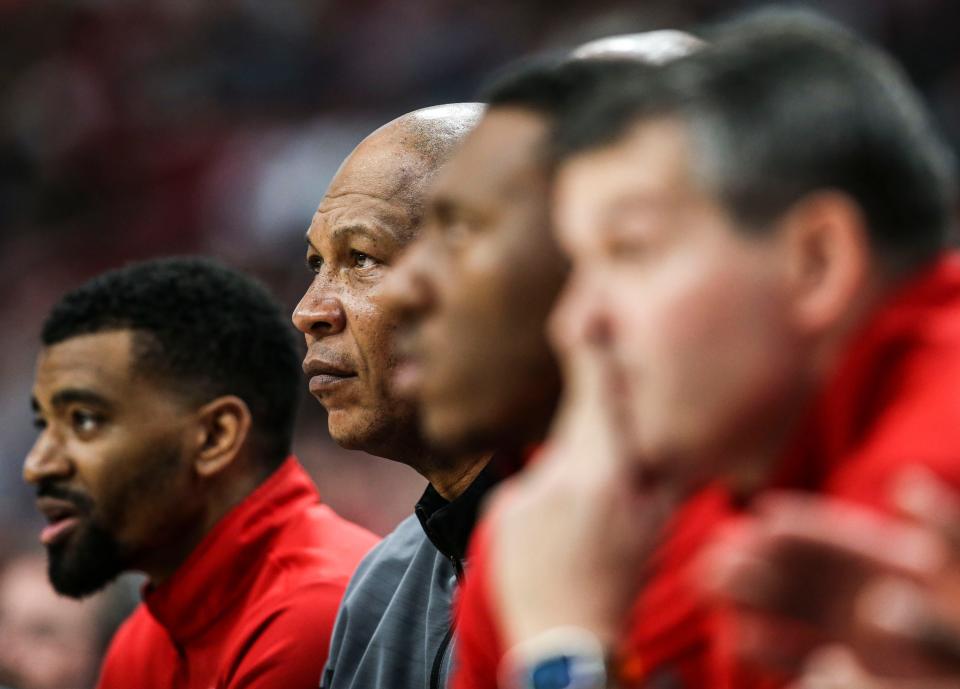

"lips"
[302,355,358,394]
[36,496,84,546]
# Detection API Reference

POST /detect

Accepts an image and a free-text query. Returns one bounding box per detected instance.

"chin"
[422,405,492,457]
[46,521,124,599]
[327,408,420,460]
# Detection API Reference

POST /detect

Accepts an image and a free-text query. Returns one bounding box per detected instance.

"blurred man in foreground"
[292,104,490,689]
[0,552,113,689]
[26,257,378,689]
[382,37,726,689]
[472,11,960,689]
[386,32,700,461]
[377,32,703,689]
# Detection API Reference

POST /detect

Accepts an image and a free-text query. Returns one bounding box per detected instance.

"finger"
[547,341,627,475]
[754,492,946,577]
[696,519,777,602]
[797,646,881,689]
[893,468,960,553]
[860,577,960,670]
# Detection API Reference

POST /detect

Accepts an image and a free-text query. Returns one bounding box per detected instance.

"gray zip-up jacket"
[320,467,500,689]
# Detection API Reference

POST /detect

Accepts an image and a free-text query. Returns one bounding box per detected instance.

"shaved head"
[294,103,483,466]
[325,103,485,240]
[387,103,486,169]
[572,30,703,63]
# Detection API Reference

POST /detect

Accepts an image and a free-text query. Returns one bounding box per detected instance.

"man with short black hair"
[26,256,378,689]
[373,35,704,689]
[386,32,700,460]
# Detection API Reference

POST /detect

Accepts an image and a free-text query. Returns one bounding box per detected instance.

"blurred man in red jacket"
[24,257,378,689]
[455,11,960,689]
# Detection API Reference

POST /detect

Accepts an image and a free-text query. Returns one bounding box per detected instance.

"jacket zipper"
[429,557,465,689]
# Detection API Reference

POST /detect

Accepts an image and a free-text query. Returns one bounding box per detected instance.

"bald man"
[292,104,488,689]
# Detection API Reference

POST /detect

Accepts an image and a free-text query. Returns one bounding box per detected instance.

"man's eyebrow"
[49,388,113,410]
[329,223,395,243]
[307,222,404,247]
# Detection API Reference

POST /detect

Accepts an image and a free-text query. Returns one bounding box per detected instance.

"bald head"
[325,103,485,239]
[385,103,486,169]
[572,30,704,63]
[294,103,483,463]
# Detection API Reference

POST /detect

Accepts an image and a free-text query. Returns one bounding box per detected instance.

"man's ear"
[780,190,871,335]
[190,395,252,478]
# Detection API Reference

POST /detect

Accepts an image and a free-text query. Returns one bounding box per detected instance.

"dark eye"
[351,251,378,269]
[306,254,323,274]
[32,416,47,431]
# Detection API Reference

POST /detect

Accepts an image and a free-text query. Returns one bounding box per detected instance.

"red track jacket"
[453,253,960,689]
[96,457,379,689]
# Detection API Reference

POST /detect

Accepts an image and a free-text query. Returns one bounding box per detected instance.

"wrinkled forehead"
[313,140,436,243]
[329,138,434,204]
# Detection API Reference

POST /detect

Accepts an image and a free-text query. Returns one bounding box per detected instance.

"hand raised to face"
[487,324,684,652]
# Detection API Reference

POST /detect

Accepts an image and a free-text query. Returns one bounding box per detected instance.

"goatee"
[47,517,124,599]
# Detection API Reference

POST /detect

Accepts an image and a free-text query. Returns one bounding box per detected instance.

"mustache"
[36,482,94,513]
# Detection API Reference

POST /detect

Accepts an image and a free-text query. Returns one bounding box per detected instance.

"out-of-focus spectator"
[0,552,126,689]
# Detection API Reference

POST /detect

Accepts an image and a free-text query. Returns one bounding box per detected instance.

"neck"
[422,452,492,501]
[368,426,494,501]
[722,393,812,499]
[724,274,898,499]
[141,461,268,586]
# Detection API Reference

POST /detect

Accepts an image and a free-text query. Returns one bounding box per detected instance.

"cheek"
[348,289,405,372]
[643,254,793,421]
[434,240,511,343]
[86,430,187,528]
[606,253,780,384]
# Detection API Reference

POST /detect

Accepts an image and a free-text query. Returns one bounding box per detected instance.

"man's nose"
[292,287,347,338]
[548,269,612,353]
[23,432,73,486]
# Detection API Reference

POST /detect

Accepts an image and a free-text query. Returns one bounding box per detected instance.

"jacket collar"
[143,457,318,644]
[772,252,960,491]
[414,462,502,563]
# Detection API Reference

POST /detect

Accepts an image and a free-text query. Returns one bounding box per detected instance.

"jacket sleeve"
[451,519,503,689]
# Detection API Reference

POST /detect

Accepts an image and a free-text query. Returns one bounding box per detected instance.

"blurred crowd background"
[0,1,958,687]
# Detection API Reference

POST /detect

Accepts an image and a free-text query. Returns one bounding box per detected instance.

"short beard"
[47,518,124,599]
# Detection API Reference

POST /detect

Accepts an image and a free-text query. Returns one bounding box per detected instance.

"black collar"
[414,463,502,563]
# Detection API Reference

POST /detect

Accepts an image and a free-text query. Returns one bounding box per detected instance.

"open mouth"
[36,498,82,546]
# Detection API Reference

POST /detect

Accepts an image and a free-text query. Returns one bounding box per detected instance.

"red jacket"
[96,458,379,689]
[453,253,960,689]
